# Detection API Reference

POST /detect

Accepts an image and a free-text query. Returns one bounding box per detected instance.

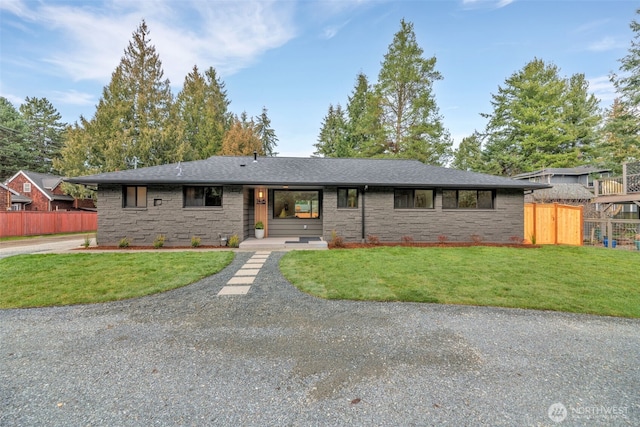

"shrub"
[153,235,166,249]
[437,234,448,244]
[470,234,483,244]
[82,235,92,248]
[330,230,345,248]
[118,237,130,248]
[228,234,240,248]
[366,234,381,245]
[400,235,414,246]
[191,236,201,248]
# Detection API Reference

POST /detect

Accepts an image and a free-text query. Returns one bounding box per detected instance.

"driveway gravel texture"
[1,251,638,426]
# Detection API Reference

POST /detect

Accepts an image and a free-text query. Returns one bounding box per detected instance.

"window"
[124,186,147,208]
[23,183,31,192]
[442,190,494,209]
[274,190,320,219]
[183,186,222,207]
[338,188,358,208]
[394,189,434,209]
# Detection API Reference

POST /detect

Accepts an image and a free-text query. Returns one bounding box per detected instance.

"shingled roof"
[67,156,548,190]
[12,170,75,202]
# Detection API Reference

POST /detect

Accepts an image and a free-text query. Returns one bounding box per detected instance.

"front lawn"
[280,246,640,318]
[0,252,234,308]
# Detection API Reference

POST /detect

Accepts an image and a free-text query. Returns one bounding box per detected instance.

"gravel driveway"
[1,251,638,426]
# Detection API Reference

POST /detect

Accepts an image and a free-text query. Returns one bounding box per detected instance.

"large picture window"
[338,188,358,209]
[394,189,434,209]
[123,186,147,208]
[442,190,494,209]
[274,190,320,219]
[183,186,222,207]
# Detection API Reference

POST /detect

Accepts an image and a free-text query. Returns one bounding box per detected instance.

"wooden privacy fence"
[0,211,97,238]
[524,203,583,246]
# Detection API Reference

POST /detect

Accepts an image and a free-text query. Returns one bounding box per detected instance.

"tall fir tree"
[605,9,640,169]
[174,65,230,160]
[0,97,31,179]
[19,97,66,173]
[375,19,452,165]
[599,98,640,173]
[255,107,278,156]
[345,73,384,157]
[314,104,348,157]
[481,58,601,176]
[452,132,485,172]
[57,20,175,175]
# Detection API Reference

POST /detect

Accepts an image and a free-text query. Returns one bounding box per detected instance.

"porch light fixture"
[257,190,266,204]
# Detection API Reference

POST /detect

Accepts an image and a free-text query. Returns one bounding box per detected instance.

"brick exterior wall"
[97,184,245,247]
[96,184,524,246]
[323,187,524,243]
[7,174,50,211]
[0,186,10,211]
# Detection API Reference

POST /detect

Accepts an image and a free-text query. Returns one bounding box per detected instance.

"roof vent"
[253,151,258,163]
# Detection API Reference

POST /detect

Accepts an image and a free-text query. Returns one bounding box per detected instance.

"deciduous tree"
[220,112,262,155]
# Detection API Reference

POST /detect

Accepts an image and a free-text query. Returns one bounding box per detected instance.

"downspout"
[361,185,367,242]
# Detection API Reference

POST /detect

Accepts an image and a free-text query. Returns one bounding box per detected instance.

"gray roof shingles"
[67,156,548,189]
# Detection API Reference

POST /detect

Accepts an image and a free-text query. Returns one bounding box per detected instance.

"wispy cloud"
[588,36,625,52]
[461,0,514,10]
[4,0,298,86]
[322,20,351,39]
[51,90,96,107]
[588,75,616,103]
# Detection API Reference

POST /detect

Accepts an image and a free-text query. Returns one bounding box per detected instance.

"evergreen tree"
[481,59,601,176]
[605,9,640,169]
[599,98,640,173]
[255,107,278,156]
[345,73,384,157]
[174,65,230,160]
[375,19,452,165]
[314,104,349,157]
[57,20,175,175]
[0,97,31,179]
[452,132,485,172]
[19,97,66,173]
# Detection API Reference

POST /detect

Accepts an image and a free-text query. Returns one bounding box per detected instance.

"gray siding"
[323,187,524,243]
[97,184,244,247]
[96,184,524,245]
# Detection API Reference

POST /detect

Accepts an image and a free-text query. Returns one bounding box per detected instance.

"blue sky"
[0,0,637,157]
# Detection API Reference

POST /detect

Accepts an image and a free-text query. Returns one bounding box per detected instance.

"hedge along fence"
[0,211,97,238]
[524,203,583,246]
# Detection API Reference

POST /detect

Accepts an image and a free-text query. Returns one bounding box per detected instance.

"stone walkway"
[217,251,271,295]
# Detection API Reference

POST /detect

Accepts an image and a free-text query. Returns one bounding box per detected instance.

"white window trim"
[23,182,31,192]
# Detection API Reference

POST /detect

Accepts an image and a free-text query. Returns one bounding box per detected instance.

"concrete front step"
[239,237,328,250]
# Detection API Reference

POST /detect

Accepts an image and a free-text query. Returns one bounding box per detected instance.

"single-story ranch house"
[67,155,547,247]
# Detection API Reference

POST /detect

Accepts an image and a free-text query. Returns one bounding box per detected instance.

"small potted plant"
[255,221,265,239]
[635,233,640,251]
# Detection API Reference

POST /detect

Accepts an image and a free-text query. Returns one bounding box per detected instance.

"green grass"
[280,246,640,318]
[0,252,234,308]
